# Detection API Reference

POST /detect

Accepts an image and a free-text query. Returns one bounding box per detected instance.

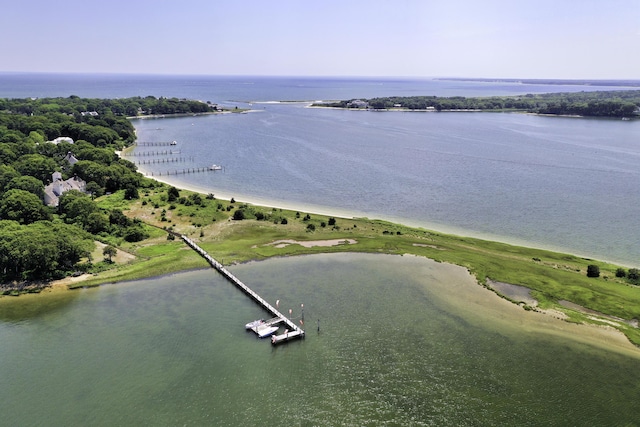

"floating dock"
[181,236,305,345]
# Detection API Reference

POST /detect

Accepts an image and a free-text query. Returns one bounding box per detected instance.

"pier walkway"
[181,235,305,345]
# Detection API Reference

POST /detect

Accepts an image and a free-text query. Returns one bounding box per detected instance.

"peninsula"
[1,95,640,347]
[313,89,640,118]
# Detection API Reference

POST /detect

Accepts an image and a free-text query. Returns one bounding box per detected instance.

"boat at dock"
[245,319,264,330]
[254,324,279,338]
[210,164,222,170]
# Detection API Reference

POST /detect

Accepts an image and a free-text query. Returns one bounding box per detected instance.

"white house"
[43,172,86,207]
[49,136,74,145]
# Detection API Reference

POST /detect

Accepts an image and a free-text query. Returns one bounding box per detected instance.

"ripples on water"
[134,104,640,265]
[2,254,639,425]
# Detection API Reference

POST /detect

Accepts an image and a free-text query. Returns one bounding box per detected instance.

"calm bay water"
[133,103,640,265]
[2,254,640,426]
[2,74,640,425]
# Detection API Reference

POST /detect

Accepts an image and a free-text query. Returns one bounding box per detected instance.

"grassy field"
[72,184,640,345]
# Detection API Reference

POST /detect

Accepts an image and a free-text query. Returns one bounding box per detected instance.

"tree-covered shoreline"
[0,96,220,284]
[315,89,640,118]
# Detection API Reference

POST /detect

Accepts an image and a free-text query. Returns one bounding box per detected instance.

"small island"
[1,95,640,348]
[313,89,640,118]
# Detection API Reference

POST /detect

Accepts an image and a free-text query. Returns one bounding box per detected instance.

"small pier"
[143,166,221,177]
[181,236,305,345]
[134,157,192,165]
[122,150,181,157]
[134,141,178,146]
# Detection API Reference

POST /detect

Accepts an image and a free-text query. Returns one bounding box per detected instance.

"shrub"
[124,185,139,200]
[167,186,180,202]
[233,209,245,220]
[586,264,600,278]
[615,268,627,278]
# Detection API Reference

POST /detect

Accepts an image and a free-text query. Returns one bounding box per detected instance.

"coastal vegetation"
[68,185,640,346]
[0,96,219,283]
[315,89,640,118]
[1,96,640,347]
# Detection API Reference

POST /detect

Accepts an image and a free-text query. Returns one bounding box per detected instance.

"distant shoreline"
[434,77,640,88]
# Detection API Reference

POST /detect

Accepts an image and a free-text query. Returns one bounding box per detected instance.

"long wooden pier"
[181,235,305,345]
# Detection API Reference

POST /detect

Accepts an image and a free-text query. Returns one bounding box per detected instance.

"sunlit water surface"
[2,254,639,426]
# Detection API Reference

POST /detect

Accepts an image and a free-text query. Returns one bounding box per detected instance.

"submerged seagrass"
[2,253,639,425]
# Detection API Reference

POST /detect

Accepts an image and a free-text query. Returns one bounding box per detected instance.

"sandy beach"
[136,165,371,221]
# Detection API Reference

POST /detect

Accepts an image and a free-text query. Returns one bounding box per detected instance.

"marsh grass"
[68,187,640,345]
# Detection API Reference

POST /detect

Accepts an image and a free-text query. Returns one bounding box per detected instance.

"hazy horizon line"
[1,71,639,83]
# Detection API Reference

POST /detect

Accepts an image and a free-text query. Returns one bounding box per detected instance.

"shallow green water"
[2,253,639,426]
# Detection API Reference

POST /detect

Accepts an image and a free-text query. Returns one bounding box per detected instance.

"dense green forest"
[0,96,217,285]
[318,90,640,118]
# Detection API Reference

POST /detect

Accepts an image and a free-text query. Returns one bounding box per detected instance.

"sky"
[2,0,639,79]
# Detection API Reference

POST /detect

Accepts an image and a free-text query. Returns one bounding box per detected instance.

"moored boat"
[255,324,279,338]
[245,319,264,330]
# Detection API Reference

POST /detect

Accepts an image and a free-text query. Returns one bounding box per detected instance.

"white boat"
[245,319,264,330]
[210,164,222,171]
[255,324,279,338]
[170,140,177,145]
